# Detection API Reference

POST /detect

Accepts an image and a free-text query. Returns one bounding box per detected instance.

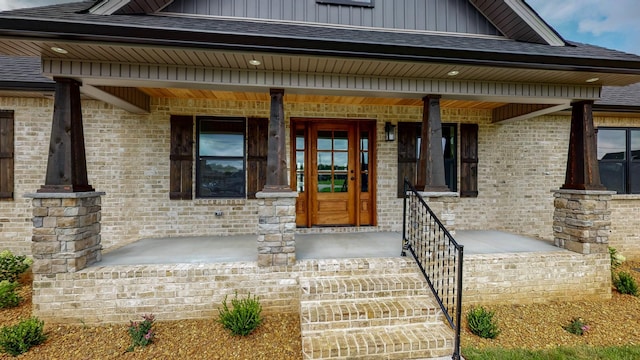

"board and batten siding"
[163,0,501,35]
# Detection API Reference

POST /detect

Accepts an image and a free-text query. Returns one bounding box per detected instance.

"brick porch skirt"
[31,253,611,324]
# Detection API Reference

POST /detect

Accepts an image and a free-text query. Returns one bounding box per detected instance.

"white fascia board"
[89,0,131,15]
[505,0,565,46]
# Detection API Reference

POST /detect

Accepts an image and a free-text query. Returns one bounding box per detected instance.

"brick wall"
[1,97,639,260]
[463,251,612,305]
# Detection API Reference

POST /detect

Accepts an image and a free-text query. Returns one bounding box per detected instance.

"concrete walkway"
[97,230,562,266]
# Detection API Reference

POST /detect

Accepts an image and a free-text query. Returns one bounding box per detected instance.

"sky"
[0,0,639,55]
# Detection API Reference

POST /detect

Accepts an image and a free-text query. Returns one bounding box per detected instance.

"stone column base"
[553,189,614,254]
[256,191,298,267]
[418,191,458,235]
[25,192,105,274]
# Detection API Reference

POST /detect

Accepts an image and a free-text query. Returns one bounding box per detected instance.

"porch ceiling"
[138,87,506,109]
[1,39,638,87]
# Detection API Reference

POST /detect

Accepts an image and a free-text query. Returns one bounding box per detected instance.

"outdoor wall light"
[385,122,396,142]
[50,46,68,54]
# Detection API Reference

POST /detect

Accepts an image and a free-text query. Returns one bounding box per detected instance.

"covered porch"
[96,230,561,265]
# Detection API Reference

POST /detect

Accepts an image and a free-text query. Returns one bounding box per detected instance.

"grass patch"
[462,344,640,360]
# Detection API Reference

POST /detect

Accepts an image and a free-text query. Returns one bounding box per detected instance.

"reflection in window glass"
[597,129,625,160]
[360,131,369,193]
[317,131,332,150]
[334,131,348,150]
[197,118,245,198]
[335,174,348,192]
[597,127,640,194]
[334,152,348,171]
[198,159,244,197]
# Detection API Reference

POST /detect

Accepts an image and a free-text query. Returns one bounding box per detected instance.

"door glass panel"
[360,131,369,193]
[318,174,332,192]
[334,152,348,171]
[296,151,305,192]
[317,131,332,150]
[334,131,348,150]
[317,152,332,170]
[335,173,348,192]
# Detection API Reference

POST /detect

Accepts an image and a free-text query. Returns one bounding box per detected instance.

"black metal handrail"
[402,179,463,360]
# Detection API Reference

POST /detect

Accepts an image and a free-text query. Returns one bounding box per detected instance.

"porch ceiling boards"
[138,87,506,109]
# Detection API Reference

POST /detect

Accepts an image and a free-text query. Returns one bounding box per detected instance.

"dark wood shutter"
[0,110,13,199]
[460,123,478,197]
[247,117,268,199]
[397,122,420,197]
[170,115,193,200]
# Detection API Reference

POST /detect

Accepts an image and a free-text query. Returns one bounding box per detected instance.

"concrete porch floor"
[97,230,563,266]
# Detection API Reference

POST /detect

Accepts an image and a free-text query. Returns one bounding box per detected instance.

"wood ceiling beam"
[492,102,570,123]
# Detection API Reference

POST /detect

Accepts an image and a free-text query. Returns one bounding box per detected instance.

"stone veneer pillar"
[418,191,458,235]
[553,189,614,254]
[256,191,298,267]
[26,192,104,274]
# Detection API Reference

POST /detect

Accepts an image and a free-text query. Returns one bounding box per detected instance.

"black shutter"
[169,115,193,200]
[397,122,420,197]
[460,123,478,197]
[0,110,13,199]
[247,117,268,199]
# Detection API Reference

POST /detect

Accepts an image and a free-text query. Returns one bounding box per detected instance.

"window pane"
[199,133,243,157]
[334,152,348,171]
[360,132,368,151]
[318,174,331,192]
[318,131,332,150]
[335,173,348,192]
[296,151,305,193]
[598,129,626,160]
[317,152,332,170]
[296,130,305,150]
[632,130,640,159]
[599,161,625,194]
[631,162,640,194]
[334,131,348,150]
[198,159,245,197]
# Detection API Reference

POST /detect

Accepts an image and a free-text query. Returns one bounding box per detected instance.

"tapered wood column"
[263,88,289,191]
[416,95,449,192]
[38,78,93,193]
[562,100,604,190]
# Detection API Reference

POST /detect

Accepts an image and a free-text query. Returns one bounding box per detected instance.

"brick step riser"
[302,324,455,359]
[301,289,431,301]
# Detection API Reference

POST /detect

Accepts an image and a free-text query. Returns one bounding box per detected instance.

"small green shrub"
[0,251,32,283]
[218,292,263,336]
[609,247,626,271]
[564,317,590,336]
[0,317,47,356]
[127,314,155,352]
[466,306,500,339]
[0,281,21,309]
[613,271,639,296]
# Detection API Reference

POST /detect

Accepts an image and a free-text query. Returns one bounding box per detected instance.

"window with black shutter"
[397,122,458,197]
[0,110,14,200]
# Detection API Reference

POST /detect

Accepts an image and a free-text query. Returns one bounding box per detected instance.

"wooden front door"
[292,119,375,227]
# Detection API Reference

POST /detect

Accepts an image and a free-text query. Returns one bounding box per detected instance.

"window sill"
[194,198,248,205]
[612,194,640,200]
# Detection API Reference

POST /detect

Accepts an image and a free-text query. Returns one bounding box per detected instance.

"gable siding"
[163,0,501,35]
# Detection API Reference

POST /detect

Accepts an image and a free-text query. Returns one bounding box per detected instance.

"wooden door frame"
[290,118,377,227]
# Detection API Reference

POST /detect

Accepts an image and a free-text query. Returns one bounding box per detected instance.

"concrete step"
[300,273,430,301]
[301,296,443,332]
[301,322,455,360]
